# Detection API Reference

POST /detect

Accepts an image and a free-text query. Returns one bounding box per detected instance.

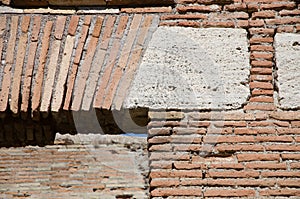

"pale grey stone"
[125,27,250,110]
[275,33,300,109]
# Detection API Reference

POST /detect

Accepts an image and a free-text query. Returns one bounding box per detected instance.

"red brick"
[250,82,273,89]
[248,3,259,12]
[204,135,256,143]
[237,153,280,162]
[173,144,203,151]
[260,2,296,10]
[148,121,188,128]
[249,96,273,103]
[160,14,208,20]
[208,163,244,170]
[177,5,221,13]
[149,128,172,136]
[265,145,300,151]
[21,16,41,113]
[148,136,170,144]
[150,161,172,169]
[252,10,276,19]
[210,12,249,19]
[149,152,190,161]
[188,121,210,127]
[277,25,295,33]
[150,179,180,187]
[250,45,274,52]
[262,171,300,178]
[207,171,260,178]
[296,24,300,32]
[149,144,173,151]
[250,28,275,36]
[171,136,202,144]
[234,128,257,135]
[237,20,249,28]
[277,179,300,187]
[224,3,247,11]
[244,103,275,111]
[250,52,273,60]
[276,128,300,135]
[31,20,53,113]
[291,162,300,169]
[68,15,79,36]
[251,67,273,75]
[173,162,205,170]
[249,19,265,27]
[121,7,172,13]
[173,127,206,135]
[92,16,104,38]
[250,74,273,81]
[281,152,300,160]
[248,121,273,127]
[266,17,300,25]
[269,112,300,120]
[53,16,66,40]
[151,187,202,197]
[204,189,255,197]
[176,0,196,3]
[216,144,265,152]
[280,9,300,16]
[245,162,286,169]
[260,189,300,196]
[162,20,197,27]
[250,37,274,44]
[273,121,290,127]
[150,170,202,178]
[202,21,235,28]
[291,121,300,127]
[251,88,274,95]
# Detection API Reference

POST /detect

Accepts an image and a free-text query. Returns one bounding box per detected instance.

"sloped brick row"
[0,14,158,118]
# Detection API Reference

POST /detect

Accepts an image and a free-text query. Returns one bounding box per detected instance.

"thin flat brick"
[202,21,235,28]
[68,15,79,36]
[237,153,280,162]
[249,28,275,35]
[92,16,103,38]
[249,82,273,89]
[280,9,300,16]
[21,16,41,114]
[250,37,274,44]
[40,17,66,112]
[250,68,273,74]
[260,2,296,10]
[151,188,202,197]
[92,16,126,110]
[250,52,273,60]
[265,145,300,151]
[31,21,53,114]
[260,189,300,196]
[99,16,116,49]
[249,96,273,103]
[277,25,295,33]
[160,14,208,20]
[266,17,300,25]
[269,112,300,120]
[177,5,221,13]
[99,16,135,109]
[277,179,300,187]
[114,15,154,110]
[54,16,66,40]
[51,29,77,111]
[250,74,273,81]
[251,89,274,96]
[282,153,300,160]
[10,16,30,114]
[261,171,300,178]
[249,19,265,27]
[237,20,249,28]
[224,3,247,11]
[71,17,104,111]
[204,189,255,197]
[216,143,265,152]
[252,10,276,19]
[244,103,275,111]
[207,171,260,178]
[121,7,172,13]
[0,16,18,112]
[251,45,274,52]
[63,23,89,110]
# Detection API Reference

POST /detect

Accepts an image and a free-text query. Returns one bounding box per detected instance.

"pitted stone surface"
[125,27,250,109]
[275,33,300,109]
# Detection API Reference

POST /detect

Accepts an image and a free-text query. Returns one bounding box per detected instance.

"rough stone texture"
[125,27,250,110]
[275,33,300,109]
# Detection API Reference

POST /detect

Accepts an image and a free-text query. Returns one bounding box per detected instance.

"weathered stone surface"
[275,33,300,109]
[125,27,250,110]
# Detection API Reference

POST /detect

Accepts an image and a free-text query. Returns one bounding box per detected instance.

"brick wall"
[146,0,300,197]
[0,0,299,198]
